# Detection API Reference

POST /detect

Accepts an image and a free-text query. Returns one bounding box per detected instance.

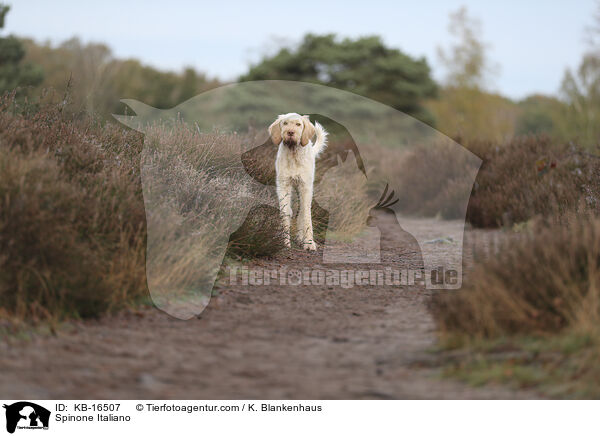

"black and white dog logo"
[3,402,50,434]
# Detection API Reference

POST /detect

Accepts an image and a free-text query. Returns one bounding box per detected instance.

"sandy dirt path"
[0,217,539,399]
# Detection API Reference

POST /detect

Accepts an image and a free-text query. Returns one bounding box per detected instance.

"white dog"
[269,113,328,250]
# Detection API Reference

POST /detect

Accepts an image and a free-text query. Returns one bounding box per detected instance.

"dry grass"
[313,148,372,240]
[430,214,600,396]
[394,140,480,219]
[467,136,600,227]
[138,123,287,308]
[0,97,282,324]
[431,215,600,337]
[438,332,600,398]
[0,96,368,325]
[0,96,147,324]
[394,134,600,226]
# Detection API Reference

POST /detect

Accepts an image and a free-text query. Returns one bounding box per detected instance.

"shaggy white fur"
[268,113,328,250]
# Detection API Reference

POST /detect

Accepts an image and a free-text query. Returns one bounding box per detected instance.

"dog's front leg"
[277,178,293,248]
[297,181,316,251]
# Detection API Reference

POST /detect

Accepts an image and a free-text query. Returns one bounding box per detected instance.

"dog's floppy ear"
[301,115,315,147]
[268,118,282,145]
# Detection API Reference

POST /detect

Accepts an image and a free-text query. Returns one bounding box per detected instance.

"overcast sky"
[5,0,596,99]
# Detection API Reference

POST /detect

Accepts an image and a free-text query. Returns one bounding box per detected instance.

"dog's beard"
[283,137,298,149]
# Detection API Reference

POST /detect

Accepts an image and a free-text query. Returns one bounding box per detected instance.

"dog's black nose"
[287,131,294,136]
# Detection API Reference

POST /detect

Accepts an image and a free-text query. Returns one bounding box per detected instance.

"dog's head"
[268,113,315,148]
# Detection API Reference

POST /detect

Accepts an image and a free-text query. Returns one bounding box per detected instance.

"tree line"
[0,3,597,145]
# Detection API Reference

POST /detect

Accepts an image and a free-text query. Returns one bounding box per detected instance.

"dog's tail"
[312,121,328,158]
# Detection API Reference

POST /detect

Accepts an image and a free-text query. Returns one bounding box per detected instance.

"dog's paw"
[284,238,291,248]
[303,241,317,251]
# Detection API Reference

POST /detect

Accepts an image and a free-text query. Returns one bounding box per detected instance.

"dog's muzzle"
[283,136,298,148]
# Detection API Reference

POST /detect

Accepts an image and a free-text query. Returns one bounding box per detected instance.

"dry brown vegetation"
[0,97,370,325]
[138,123,287,313]
[395,135,600,227]
[430,214,600,397]
[394,140,480,219]
[5,94,599,327]
[0,97,288,325]
[432,215,600,337]
[0,96,147,324]
[404,134,600,395]
[466,136,600,227]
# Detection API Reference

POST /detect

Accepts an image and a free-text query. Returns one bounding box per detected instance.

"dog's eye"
[283,122,288,125]
[296,123,301,126]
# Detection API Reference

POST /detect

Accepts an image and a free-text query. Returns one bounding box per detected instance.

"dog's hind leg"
[297,180,316,251]
[277,178,293,248]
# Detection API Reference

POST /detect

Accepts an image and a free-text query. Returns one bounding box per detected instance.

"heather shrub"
[0,98,147,322]
[394,134,600,226]
[227,205,287,258]
[141,123,287,284]
[431,215,600,337]
[394,140,480,219]
[0,94,410,323]
[0,100,289,323]
[466,136,600,227]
